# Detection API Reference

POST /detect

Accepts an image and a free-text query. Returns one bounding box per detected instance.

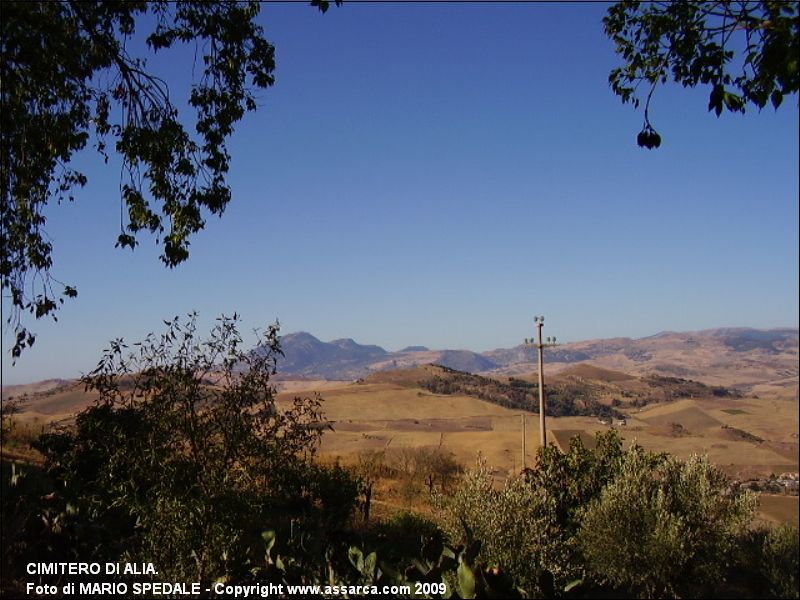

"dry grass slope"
[5,364,798,525]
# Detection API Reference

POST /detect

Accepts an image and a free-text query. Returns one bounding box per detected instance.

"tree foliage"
[435,431,762,598]
[31,314,356,584]
[578,450,756,598]
[759,523,800,599]
[0,1,341,358]
[605,1,799,148]
[434,457,563,595]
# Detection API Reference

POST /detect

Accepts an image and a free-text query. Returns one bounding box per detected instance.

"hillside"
[261,327,798,393]
[291,365,798,483]
[7,327,797,401]
[410,363,744,417]
[418,365,622,419]
[517,328,799,393]
[5,363,797,487]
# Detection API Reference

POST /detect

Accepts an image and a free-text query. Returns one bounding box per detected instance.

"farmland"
[5,361,798,523]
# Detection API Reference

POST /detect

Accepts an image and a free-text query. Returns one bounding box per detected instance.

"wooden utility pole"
[536,319,547,446]
[525,316,557,448]
[521,414,527,470]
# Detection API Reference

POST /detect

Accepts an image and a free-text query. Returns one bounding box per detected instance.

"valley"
[4,327,798,526]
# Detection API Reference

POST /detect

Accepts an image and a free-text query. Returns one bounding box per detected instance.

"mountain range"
[272,327,798,393]
[4,327,796,400]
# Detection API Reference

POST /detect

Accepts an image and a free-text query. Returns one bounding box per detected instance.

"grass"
[1,419,46,465]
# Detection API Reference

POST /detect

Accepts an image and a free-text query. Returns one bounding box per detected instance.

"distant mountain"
[270,333,498,380]
[703,327,798,353]
[272,332,388,379]
[263,327,798,392]
[490,327,798,391]
[483,345,592,366]
[8,327,797,396]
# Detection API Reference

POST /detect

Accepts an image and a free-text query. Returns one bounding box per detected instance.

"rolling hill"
[263,327,797,393]
[6,327,797,397]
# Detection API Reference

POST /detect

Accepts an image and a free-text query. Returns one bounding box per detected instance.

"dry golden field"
[757,495,800,527]
[272,370,799,525]
[274,378,798,481]
[5,362,798,524]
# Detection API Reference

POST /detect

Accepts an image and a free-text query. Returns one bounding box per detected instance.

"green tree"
[435,431,759,597]
[32,314,355,585]
[605,1,799,148]
[760,523,800,599]
[433,432,627,596]
[578,449,756,598]
[0,0,339,358]
[434,456,555,595]
[524,430,628,537]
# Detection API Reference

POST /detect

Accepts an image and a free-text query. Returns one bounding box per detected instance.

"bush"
[389,446,462,504]
[438,432,758,598]
[578,450,756,598]
[525,430,626,536]
[434,432,628,595]
[386,510,441,538]
[368,511,444,564]
[1,461,59,591]
[761,523,799,599]
[434,457,568,595]
[34,314,357,585]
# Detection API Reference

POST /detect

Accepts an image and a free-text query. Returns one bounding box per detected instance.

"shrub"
[761,523,799,599]
[578,450,756,598]
[434,457,568,595]
[525,430,627,536]
[373,511,444,564]
[1,461,61,592]
[389,446,462,504]
[34,314,356,585]
[435,432,627,595]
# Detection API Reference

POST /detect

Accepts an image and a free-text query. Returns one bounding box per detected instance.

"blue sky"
[3,2,798,384]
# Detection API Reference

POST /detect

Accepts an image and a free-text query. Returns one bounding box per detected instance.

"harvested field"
[647,422,691,437]
[757,494,800,527]
[550,429,597,451]
[7,369,798,482]
[639,403,722,430]
[557,363,635,383]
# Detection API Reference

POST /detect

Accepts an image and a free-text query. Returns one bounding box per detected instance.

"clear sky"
[2,2,798,385]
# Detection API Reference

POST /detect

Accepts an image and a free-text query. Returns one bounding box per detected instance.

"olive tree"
[578,449,756,598]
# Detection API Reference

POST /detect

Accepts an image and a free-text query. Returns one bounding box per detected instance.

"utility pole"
[524,316,557,448]
[521,413,527,470]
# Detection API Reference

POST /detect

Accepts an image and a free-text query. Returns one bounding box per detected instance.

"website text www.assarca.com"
[214,583,416,597]
[26,581,417,597]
